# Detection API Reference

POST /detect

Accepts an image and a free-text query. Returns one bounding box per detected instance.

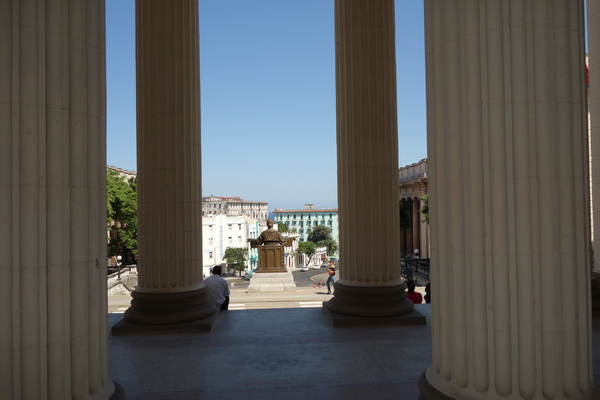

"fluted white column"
[325,0,414,318]
[420,197,430,259]
[421,1,596,399]
[0,0,115,399]
[412,198,421,254]
[590,0,600,275]
[125,0,215,324]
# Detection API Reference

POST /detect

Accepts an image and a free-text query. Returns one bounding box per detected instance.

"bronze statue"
[248,219,294,248]
[247,219,295,273]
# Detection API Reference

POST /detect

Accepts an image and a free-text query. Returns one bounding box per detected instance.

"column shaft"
[126,0,215,324]
[0,0,115,398]
[326,0,413,318]
[407,200,414,253]
[400,200,407,256]
[590,0,600,275]
[412,198,421,254]
[421,1,595,399]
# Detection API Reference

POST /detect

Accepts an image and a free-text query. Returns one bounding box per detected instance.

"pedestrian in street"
[424,282,431,303]
[326,262,336,294]
[204,265,230,311]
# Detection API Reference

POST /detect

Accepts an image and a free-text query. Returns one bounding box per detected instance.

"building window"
[238,236,242,242]
[209,238,213,245]
[228,237,232,244]
[238,224,242,230]
[209,225,213,231]
[228,224,232,230]
[209,252,213,259]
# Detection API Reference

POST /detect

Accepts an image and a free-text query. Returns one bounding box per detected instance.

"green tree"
[307,225,338,255]
[223,247,248,276]
[107,169,138,264]
[420,194,429,224]
[276,222,289,233]
[297,241,316,266]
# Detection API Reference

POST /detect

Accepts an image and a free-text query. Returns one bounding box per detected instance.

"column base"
[418,372,455,400]
[418,370,600,400]
[109,381,126,400]
[323,282,422,321]
[122,287,216,325]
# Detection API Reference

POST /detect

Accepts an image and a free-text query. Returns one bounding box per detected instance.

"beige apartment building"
[202,195,268,220]
[399,159,429,259]
[3,1,600,399]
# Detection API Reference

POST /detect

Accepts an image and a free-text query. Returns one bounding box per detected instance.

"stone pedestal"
[257,245,287,273]
[247,272,297,293]
[421,1,597,399]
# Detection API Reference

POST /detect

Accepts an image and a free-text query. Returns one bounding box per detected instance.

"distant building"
[202,214,258,277]
[203,216,299,274]
[107,165,137,181]
[273,204,339,260]
[202,195,268,220]
[399,159,429,259]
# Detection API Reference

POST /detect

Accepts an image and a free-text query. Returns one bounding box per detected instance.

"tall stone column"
[420,196,430,259]
[400,200,407,256]
[412,198,421,255]
[406,199,414,253]
[590,0,600,274]
[0,0,116,398]
[325,0,414,318]
[125,0,215,324]
[420,1,597,399]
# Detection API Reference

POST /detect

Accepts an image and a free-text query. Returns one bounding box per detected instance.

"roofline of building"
[273,209,338,213]
[107,165,137,175]
[202,196,268,204]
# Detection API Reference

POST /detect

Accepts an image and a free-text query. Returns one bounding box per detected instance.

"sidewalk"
[108,285,335,313]
[108,279,429,313]
[228,285,334,309]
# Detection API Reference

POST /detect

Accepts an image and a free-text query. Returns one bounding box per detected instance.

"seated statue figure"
[248,219,294,248]
[247,219,295,273]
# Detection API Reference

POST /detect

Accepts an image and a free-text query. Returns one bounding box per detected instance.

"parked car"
[299,266,309,272]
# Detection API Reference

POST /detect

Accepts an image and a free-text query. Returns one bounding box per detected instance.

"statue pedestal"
[257,244,287,273]
[247,244,297,292]
[246,271,297,293]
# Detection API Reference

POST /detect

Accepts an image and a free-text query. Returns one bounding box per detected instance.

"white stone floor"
[107,289,600,400]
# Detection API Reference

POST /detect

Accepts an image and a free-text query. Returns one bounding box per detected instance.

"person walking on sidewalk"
[326,262,336,294]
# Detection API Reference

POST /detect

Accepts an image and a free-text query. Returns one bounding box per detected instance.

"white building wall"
[202,215,254,277]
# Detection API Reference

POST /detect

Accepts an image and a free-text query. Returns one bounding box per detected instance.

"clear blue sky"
[106,0,426,210]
